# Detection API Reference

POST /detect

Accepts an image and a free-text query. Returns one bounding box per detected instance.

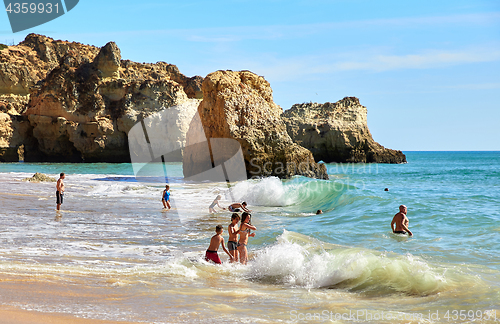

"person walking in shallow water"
[391,205,413,236]
[56,172,65,211]
[162,185,171,209]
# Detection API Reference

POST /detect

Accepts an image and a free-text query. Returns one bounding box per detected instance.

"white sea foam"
[245,230,479,296]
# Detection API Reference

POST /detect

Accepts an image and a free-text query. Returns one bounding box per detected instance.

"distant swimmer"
[56,172,65,211]
[384,188,389,191]
[391,205,413,236]
[209,195,226,213]
[162,185,171,209]
[316,210,323,214]
[205,225,233,264]
[228,201,250,213]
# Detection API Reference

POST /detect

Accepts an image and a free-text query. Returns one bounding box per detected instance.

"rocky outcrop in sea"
[183,70,328,179]
[0,34,403,180]
[0,34,202,162]
[282,97,406,163]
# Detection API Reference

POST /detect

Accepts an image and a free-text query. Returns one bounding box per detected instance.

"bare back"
[207,234,224,251]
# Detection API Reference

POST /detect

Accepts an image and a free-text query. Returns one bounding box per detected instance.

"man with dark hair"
[205,225,233,264]
[56,173,65,211]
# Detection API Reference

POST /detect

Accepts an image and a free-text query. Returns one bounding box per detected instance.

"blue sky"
[2,0,499,151]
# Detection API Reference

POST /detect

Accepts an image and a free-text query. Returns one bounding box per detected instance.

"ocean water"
[0,152,499,323]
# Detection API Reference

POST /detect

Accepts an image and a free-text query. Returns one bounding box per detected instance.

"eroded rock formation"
[0,34,202,162]
[183,70,328,179]
[282,97,406,163]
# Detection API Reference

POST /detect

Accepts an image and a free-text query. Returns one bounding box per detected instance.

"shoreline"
[0,305,135,324]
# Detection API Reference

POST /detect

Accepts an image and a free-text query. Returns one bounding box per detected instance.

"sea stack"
[183,70,328,180]
[281,97,406,163]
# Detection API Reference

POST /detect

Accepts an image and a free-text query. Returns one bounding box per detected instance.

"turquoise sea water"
[0,152,498,323]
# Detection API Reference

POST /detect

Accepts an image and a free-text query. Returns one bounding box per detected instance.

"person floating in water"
[56,172,65,211]
[391,205,413,236]
[237,212,256,265]
[205,225,233,264]
[162,185,171,209]
[228,201,250,213]
[316,210,323,214]
[209,195,226,213]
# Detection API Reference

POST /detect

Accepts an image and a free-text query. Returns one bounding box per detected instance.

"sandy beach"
[0,305,133,324]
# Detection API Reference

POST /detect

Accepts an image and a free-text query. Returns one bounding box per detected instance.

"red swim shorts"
[205,250,221,264]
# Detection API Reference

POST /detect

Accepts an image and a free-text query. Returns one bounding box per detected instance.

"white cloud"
[332,47,500,72]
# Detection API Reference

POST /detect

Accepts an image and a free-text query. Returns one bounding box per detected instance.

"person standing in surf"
[391,205,413,236]
[237,212,256,265]
[162,185,171,210]
[205,225,233,264]
[227,213,240,262]
[56,172,65,211]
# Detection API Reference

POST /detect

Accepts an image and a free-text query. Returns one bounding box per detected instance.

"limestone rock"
[282,97,406,163]
[93,42,121,79]
[0,34,203,162]
[22,172,56,182]
[183,70,328,180]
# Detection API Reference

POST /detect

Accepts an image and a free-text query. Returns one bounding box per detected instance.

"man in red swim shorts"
[205,225,233,264]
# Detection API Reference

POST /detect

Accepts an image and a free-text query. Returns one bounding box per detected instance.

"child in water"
[237,212,256,265]
[162,185,171,209]
[209,195,226,213]
[227,213,240,262]
[205,225,233,264]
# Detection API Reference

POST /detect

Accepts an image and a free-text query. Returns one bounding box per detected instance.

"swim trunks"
[228,206,240,212]
[394,231,407,234]
[227,241,238,251]
[56,191,63,205]
[205,250,221,264]
[237,242,247,247]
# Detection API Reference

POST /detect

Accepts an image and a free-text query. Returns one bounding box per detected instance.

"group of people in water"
[205,195,257,265]
[56,177,412,266]
[206,211,257,265]
[161,187,258,265]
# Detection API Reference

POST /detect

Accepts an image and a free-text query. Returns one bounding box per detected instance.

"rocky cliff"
[1,34,404,176]
[183,70,328,179]
[0,34,202,162]
[282,97,406,163]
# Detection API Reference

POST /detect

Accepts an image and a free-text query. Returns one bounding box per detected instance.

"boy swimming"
[228,201,250,213]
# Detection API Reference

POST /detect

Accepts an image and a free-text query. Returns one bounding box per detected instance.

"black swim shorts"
[56,191,63,205]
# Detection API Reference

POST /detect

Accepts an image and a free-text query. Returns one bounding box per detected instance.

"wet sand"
[0,306,134,324]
